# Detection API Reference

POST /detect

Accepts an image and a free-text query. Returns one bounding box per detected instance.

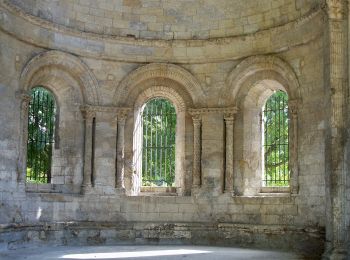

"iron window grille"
[26,86,56,183]
[262,90,289,187]
[142,98,176,187]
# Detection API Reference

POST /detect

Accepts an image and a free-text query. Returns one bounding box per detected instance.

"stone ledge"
[0,221,324,257]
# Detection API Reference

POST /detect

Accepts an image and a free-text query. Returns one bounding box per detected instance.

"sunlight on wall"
[36,207,42,220]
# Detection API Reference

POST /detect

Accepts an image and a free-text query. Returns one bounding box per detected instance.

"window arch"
[131,86,188,195]
[141,98,176,187]
[26,86,57,183]
[262,90,289,187]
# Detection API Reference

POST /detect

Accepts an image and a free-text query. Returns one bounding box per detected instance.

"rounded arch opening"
[26,86,58,184]
[18,51,96,193]
[141,98,177,187]
[130,85,188,195]
[233,76,295,195]
[261,90,289,188]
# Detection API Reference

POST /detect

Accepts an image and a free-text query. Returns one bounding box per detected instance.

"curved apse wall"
[8,0,319,39]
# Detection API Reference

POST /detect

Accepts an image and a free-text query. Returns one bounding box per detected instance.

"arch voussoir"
[20,50,100,105]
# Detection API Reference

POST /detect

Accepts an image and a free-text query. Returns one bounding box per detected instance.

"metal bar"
[164,103,167,183]
[26,87,56,183]
[141,98,176,186]
[263,91,290,186]
[160,101,163,182]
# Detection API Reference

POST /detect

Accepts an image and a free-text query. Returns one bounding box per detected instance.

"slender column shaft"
[116,115,126,189]
[192,115,201,188]
[17,92,31,183]
[324,0,347,256]
[289,101,298,195]
[81,109,95,188]
[224,114,234,193]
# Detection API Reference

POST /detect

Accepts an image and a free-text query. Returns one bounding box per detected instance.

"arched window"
[142,98,176,187]
[262,90,289,187]
[26,86,57,183]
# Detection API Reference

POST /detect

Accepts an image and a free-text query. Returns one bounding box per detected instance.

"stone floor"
[0,245,305,259]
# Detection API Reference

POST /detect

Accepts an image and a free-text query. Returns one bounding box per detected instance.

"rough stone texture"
[8,0,320,39]
[0,0,349,259]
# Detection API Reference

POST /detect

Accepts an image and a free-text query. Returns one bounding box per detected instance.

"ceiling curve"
[8,0,320,40]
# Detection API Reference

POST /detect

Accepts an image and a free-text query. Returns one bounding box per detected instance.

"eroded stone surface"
[0,0,348,259]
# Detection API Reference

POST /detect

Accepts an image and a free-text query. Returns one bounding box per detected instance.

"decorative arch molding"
[226,55,301,196]
[20,50,100,105]
[114,63,205,107]
[134,85,187,113]
[224,55,301,106]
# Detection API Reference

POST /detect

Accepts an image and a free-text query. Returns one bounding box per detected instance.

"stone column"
[289,100,299,195]
[192,114,202,189]
[324,0,347,258]
[81,107,95,192]
[16,90,31,184]
[224,112,234,195]
[116,111,127,191]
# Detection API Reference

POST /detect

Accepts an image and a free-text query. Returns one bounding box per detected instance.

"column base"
[81,184,93,195]
[224,190,235,197]
[17,181,26,191]
[115,187,126,195]
[323,247,348,260]
[191,185,201,197]
[329,249,348,260]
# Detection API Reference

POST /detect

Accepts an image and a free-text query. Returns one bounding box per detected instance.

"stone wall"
[8,0,319,39]
[0,0,347,258]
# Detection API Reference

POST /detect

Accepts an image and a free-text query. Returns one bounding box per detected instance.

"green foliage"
[263,91,289,187]
[26,86,56,183]
[142,98,176,187]
[26,168,48,184]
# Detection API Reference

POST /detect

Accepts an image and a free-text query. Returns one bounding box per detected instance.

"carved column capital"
[326,0,345,20]
[192,114,202,124]
[188,109,202,121]
[288,100,299,117]
[80,107,96,120]
[16,90,31,109]
[224,113,235,123]
[117,109,130,124]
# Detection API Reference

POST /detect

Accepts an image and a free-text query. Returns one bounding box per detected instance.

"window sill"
[140,186,178,196]
[25,183,73,194]
[259,186,290,194]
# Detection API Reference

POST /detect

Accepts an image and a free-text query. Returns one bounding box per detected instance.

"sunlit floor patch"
[61,249,211,259]
[0,245,304,260]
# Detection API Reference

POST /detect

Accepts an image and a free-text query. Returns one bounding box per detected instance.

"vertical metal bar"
[143,106,145,184]
[286,95,289,183]
[164,100,167,184]
[275,91,281,184]
[169,102,172,181]
[154,99,160,183]
[35,89,40,181]
[273,94,276,185]
[160,101,163,183]
[283,95,286,184]
[49,92,55,183]
[39,89,43,182]
[45,90,49,182]
[264,104,266,185]
[150,101,153,183]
